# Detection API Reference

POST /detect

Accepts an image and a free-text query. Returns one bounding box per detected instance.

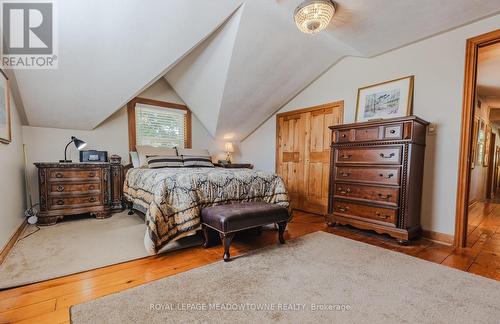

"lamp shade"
[72,136,87,150]
[225,142,234,153]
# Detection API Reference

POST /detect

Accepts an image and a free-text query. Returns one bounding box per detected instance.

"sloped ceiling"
[12,0,500,141]
[14,0,242,129]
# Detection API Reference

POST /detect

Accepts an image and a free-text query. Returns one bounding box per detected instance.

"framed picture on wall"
[484,124,491,167]
[471,117,479,169]
[477,119,485,166]
[355,75,414,122]
[0,70,11,144]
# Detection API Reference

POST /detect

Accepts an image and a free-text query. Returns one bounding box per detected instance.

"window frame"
[127,97,192,152]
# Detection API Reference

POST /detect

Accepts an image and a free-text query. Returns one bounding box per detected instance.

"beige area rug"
[71,231,500,324]
[0,212,202,289]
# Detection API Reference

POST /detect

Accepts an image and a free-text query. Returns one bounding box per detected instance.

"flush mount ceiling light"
[294,0,335,34]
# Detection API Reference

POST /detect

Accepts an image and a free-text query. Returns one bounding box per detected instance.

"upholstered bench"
[201,202,290,261]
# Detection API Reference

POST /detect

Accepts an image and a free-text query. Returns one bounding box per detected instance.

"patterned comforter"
[123,167,290,254]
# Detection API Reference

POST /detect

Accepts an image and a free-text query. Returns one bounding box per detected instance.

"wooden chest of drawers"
[327,116,429,243]
[35,157,124,225]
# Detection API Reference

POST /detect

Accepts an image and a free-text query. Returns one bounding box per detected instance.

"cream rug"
[71,231,500,324]
[0,212,202,289]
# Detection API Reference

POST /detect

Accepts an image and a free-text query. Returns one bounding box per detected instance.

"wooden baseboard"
[0,219,27,265]
[422,229,454,245]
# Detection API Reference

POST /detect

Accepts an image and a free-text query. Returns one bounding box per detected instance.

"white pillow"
[130,152,140,168]
[136,145,177,167]
[178,148,210,157]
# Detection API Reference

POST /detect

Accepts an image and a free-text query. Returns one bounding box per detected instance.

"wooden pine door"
[276,102,343,215]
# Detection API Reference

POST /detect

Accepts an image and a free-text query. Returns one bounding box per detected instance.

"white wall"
[0,99,26,250]
[241,14,500,236]
[22,79,228,208]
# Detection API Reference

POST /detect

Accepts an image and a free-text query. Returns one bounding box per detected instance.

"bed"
[123,166,290,254]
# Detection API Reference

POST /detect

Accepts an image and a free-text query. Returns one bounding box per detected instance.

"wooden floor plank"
[0,299,56,323]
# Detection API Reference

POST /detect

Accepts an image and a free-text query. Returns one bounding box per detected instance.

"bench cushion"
[201,202,289,233]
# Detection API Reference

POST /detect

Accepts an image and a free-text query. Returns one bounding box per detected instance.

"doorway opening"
[455,29,500,249]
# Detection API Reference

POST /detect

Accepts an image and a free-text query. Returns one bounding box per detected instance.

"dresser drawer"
[332,201,397,226]
[335,166,400,185]
[383,124,403,140]
[49,195,101,209]
[49,183,101,195]
[333,183,399,206]
[334,130,351,143]
[353,127,380,142]
[49,169,101,181]
[335,146,402,165]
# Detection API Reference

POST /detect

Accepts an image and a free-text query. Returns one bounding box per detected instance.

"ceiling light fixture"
[294,0,336,34]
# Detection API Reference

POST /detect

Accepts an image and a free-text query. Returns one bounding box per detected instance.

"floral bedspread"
[123,167,290,254]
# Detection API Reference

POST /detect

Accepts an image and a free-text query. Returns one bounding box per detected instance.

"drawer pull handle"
[337,206,349,212]
[55,173,63,178]
[379,153,395,159]
[338,187,351,194]
[89,197,96,203]
[56,199,64,205]
[340,172,350,177]
[56,185,65,192]
[341,134,346,138]
[378,193,392,199]
[376,212,390,219]
[390,129,396,134]
[379,173,394,179]
[340,154,352,160]
[88,172,96,177]
[88,185,95,190]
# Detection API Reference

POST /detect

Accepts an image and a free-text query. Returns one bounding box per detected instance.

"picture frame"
[484,124,491,167]
[0,70,11,144]
[471,117,479,169]
[355,75,414,122]
[477,119,485,166]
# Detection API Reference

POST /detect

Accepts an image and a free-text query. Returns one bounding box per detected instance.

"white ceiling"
[11,0,500,141]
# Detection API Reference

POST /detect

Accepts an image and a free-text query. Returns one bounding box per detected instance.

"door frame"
[455,29,500,248]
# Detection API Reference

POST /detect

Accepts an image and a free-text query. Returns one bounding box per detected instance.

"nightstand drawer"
[49,195,101,210]
[49,183,101,195]
[49,169,101,181]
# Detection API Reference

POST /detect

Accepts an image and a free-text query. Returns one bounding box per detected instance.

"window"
[128,98,191,151]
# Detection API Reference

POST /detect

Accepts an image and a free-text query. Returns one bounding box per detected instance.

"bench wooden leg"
[277,221,287,244]
[220,232,235,262]
[202,224,210,248]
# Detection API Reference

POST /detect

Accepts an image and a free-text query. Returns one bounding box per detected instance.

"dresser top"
[329,115,429,130]
[34,162,110,168]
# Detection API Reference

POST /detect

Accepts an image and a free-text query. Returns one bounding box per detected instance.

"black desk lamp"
[60,136,87,163]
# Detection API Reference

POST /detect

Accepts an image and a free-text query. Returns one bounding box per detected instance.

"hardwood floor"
[0,211,499,323]
[465,200,500,278]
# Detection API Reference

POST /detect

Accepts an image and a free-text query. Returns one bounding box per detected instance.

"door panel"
[277,114,304,210]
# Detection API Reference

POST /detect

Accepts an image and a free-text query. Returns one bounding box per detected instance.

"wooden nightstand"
[35,156,124,225]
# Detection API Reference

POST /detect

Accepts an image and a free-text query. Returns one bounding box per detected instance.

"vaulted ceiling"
[12,0,500,141]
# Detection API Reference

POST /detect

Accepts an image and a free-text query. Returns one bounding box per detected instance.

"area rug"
[70,231,500,324]
[0,212,202,289]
